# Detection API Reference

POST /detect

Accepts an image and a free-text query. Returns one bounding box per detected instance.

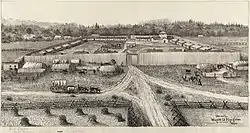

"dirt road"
[2,65,248,126]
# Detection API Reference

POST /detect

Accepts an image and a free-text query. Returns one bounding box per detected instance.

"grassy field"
[179,108,248,126]
[1,51,28,62]
[185,37,248,57]
[128,43,182,53]
[1,40,70,62]
[137,65,248,97]
[1,68,127,92]
[1,40,69,50]
[1,107,128,127]
[60,41,104,54]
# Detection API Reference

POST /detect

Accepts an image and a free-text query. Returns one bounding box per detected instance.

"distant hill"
[2,18,60,28]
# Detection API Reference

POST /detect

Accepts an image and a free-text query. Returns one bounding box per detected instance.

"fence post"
[222,101,230,109]
[209,101,217,109]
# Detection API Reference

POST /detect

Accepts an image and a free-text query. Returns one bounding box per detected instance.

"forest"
[1,19,248,43]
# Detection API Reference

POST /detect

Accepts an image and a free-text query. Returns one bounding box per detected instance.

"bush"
[20,117,32,127]
[101,108,111,115]
[44,107,53,116]
[164,94,172,101]
[70,94,76,97]
[75,108,87,116]
[156,88,163,94]
[164,102,170,106]
[180,95,185,98]
[6,96,13,101]
[112,95,118,100]
[59,115,72,126]
[88,115,98,124]
[12,107,21,116]
[115,113,125,122]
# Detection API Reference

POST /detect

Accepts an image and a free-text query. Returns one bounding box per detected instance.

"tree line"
[1,19,248,43]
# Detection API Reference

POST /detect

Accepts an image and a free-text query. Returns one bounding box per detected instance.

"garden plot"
[1,107,128,127]
[137,65,248,97]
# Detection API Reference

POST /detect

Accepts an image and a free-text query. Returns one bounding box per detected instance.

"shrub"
[75,108,87,116]
[164,102,170,106]
[101,108,111,115]
[112,95,118,100]
[58,115,72,126]
[164,94,172,101]
[12,107,21,116]
[180,95,185,98]
[70,94,76,97]
[6,96,13,101]
[20,117,32,127]
[156,88,163,94]
[88,115,98,124]
[115,113,125,122]
[44,107,53,116]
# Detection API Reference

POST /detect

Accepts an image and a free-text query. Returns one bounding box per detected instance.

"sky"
[1,0,249,26]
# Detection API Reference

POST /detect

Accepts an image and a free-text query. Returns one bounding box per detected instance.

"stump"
[75,108,87,116]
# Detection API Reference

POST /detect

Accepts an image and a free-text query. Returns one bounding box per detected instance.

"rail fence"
[1,99,131,110]
[2,48,37,52]
[170,100,248,110]
[216,42,248,45]
[168,105,189,126]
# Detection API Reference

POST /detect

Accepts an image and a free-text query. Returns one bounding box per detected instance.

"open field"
[60,41,125,54]
[137,65,248,97]
[185,37,248,45]
[1,68,127,92]
[1,107,128,127]
[185,37,248,58]
[128,43,182,53]
[60,41,105,54]
[179,108,248,126]
[1,40,69,50]
[1,51,28,62]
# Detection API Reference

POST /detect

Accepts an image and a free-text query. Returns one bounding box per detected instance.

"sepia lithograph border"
[0,0,250,132]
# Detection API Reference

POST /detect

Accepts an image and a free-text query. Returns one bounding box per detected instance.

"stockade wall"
[24,53,127,65]
[138,52,240,65]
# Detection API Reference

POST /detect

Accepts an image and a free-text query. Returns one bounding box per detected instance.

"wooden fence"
[2,48,36,52]
[170,100,248,110]
[1,99,130,110]
[24,53,127,65]
[137,52,240,65]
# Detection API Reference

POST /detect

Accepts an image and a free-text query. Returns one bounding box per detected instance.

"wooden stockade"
[1,99,130,110]
[170,100,248,110]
